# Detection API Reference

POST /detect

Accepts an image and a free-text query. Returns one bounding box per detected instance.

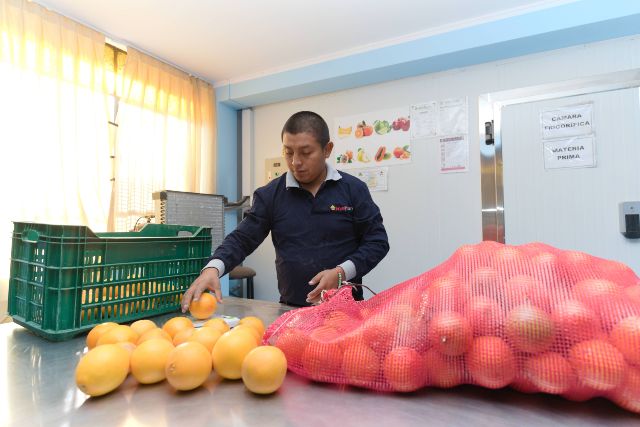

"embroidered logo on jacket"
[330,204,353,212]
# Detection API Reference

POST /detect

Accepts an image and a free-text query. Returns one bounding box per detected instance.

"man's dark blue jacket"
[208,167,389,306]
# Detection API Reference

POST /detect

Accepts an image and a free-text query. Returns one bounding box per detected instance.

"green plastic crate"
[8,222,212,341]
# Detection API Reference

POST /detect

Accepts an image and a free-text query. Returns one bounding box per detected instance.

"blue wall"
[215,101,238,296]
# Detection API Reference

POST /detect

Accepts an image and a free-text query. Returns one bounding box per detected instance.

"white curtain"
[0,0,110,303]
[112,48,216,232]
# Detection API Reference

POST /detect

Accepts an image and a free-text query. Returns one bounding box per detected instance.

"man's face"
[282,132,333,185]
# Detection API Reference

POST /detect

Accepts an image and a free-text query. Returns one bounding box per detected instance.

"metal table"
[1,297,639,427]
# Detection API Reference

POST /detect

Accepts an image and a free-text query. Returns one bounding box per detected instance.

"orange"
[188,327,222,352]
[625,285,640,305]
[131,338,175,384]
[424,349,464,389]
[232,325,262,345]
[302,340,343,382]
[239,316,266,336]
[309,325,340,342]
[524,352,574,394]
[323,311,353,331]
[162,316,194,339]
[467,266,498,300]
[165,342,212,391]
[117,341,136,374]
[551,300,599,345]
[188,293,217,320]
[467,336,515,389]
[86,322,118,349]
[511,371,538,394]
[610,316,640,365]
[500,275,536,308]
[342,342,379,388]
[492,245,524,265]
[137,328,172,345]
[611,366,640,413]
[203,317,230,334]
[274,328,309,368]
[212,330,258,379]
[427,275,461,311]
[572,278,622,310]
[569,339,625,391]
[383,347,424,392]
[560,250,591,269]
[361,316,394,352]
[96,325,139,346]
[428,311,472,356]
[130,319,157,337]
[562,387,598,403]
[505,304,555,354]
[75,344,130,396]
[241,345,287,394]
[172,328,195,346]
[465,296,504,337]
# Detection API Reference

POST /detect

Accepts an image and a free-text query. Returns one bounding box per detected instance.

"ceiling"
[35,0,579,86]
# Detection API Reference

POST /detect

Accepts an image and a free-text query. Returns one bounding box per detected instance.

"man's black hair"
[281,111,330,148]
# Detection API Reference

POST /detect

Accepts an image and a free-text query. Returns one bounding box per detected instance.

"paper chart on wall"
[440,135,468,173]
[410,101,438,139]
[333,107,411,169]
[439,97,468,136]
[349,167,388,192]
[410,97,468,140]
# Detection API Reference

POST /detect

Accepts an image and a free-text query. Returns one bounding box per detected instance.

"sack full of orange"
[263,241,640,413]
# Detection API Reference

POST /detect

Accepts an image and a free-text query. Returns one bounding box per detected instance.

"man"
[181,111,389,309]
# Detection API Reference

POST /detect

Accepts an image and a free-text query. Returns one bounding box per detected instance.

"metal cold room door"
[501,87,640,274]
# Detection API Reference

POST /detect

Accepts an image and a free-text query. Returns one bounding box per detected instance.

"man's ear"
[324,141,334,158]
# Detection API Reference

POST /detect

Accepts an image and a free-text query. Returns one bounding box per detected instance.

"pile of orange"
[75,313,287,397]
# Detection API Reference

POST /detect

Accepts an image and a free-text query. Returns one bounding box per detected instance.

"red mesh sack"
[263,241,640,413]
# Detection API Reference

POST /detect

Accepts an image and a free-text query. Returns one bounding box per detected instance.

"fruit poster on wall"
[332,107,411,169]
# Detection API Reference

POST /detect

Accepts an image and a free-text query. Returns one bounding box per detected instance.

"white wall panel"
[502,88,640,271]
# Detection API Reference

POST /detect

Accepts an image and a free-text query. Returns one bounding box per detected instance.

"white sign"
[410,101,438,139]
[440,135,469,173]
[543,135,596,169]
[439,97,468,136]
[410,97,468,140]
[541,103,593,139]
[350,167,388,191]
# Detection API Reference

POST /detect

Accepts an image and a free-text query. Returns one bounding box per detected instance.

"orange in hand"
[189,293,217,320]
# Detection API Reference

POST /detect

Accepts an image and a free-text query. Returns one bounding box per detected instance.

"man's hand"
[306,267,345,304]
[181,268,223,312]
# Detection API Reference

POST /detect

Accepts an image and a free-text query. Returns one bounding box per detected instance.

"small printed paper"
[438,97,468,136]
[541,103,593,140]
[543,135,596,169]
[349,167,388,191]
[193,315,240,328]
[410,97,468,140]
[410,101,438,139]
[440,135,469,173]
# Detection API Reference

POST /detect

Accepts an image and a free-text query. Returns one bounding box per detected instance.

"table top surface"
[1,297,639,427]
